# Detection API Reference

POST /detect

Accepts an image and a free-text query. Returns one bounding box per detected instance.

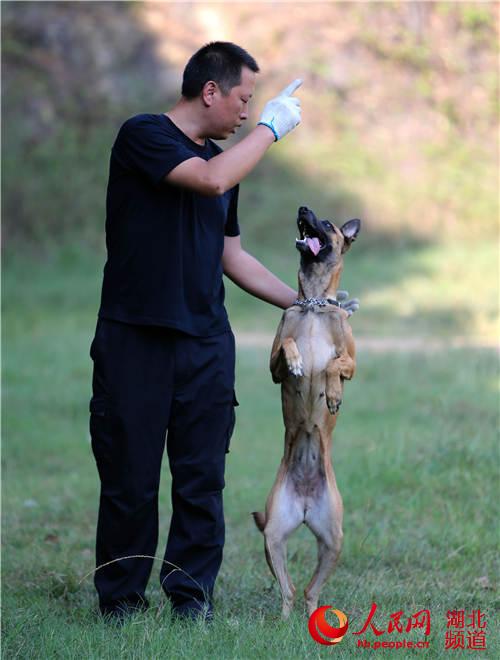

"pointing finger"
[279,78,303,97]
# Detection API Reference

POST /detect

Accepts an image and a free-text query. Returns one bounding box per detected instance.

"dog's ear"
[340,219,361,253]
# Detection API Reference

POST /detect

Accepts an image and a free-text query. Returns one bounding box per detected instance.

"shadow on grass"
[3,136,458,341]
[222,150,480,337]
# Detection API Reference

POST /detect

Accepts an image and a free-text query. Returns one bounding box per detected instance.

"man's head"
[182,41,259,98]
[182,42,260,139]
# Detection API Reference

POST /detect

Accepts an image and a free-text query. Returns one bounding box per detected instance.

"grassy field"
[3,3,499,656]
[2,244,499,658]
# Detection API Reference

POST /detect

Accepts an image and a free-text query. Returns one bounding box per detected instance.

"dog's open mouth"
[296,210,327,257]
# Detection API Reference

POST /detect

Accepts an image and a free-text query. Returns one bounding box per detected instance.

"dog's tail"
[252,511,266,533]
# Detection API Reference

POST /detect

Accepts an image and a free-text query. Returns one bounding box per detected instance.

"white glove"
[258,79,302,141]
[337,290,360,317]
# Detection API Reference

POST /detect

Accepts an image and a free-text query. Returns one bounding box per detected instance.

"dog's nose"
[298,206,310,215]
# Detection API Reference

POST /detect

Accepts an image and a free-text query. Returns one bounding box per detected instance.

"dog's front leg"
[325,318,356,414]
[271,334,304,383]
[325,353,355,415]
[282,337,303,377]
[270,317,287,383]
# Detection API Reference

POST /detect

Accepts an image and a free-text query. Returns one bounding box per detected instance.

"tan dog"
[253,206,360,618]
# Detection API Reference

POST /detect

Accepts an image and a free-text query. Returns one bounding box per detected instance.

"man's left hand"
[337,290,359,317]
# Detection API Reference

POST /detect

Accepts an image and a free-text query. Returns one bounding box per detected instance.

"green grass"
[2,247,499,658]
[3,232,498,344]
[3,5,499,653]
[225,238,499,340]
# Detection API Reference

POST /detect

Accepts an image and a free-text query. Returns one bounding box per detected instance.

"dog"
[253,205,360,618]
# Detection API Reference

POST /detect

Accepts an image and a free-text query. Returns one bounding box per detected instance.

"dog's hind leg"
[303,488,343,616]
[263,479,304,618]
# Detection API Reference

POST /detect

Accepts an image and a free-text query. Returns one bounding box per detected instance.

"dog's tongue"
[307,237,321,256]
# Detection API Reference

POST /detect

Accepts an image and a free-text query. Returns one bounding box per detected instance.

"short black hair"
[182,41,259,99]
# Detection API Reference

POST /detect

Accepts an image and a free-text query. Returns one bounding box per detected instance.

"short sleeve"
[113,116,197,186]
[224,185,240,237]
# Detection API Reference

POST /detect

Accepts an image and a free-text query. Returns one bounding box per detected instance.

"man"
[89,41,356,622]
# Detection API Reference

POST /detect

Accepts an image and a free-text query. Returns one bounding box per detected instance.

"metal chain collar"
[292,297,341,309]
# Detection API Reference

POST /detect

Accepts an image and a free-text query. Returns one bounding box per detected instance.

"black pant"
[89,318,237,616]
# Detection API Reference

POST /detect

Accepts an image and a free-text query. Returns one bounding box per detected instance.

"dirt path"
[234,332,499,353]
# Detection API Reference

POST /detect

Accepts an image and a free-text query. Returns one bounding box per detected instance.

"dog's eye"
[322,221,333,230]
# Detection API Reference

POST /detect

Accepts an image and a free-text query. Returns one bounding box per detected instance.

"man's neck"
[165,99,206,145]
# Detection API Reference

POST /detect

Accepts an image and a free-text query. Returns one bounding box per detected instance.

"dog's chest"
[294,314,337,375]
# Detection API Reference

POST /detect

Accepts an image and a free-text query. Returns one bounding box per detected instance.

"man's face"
[208,66,256,139]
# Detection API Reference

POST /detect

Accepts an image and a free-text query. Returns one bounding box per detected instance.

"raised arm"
[166,79,302,196]
[165,125,274,196]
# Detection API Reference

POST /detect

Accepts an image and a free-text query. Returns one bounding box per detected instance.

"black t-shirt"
[98,113,240,336]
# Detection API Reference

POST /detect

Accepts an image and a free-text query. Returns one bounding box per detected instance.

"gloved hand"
[337,290,360,317]
[258,79,302,141]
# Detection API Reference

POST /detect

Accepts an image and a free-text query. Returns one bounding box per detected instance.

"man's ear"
[202,80,218,107]
[340,218,361,253]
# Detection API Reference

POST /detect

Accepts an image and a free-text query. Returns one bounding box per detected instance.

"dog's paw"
[326,395,342,415]
[282,339,303,377]
[286,354,304,377]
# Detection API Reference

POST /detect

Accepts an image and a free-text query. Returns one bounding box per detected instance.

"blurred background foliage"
[2,1,499,338]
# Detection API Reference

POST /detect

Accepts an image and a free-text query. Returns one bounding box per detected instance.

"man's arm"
[166,79,302,196]
[222,236,361,316]
[166,125,275,197]
[222,235,297,309]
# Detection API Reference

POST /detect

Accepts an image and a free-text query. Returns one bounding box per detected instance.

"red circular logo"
[308,606,349,645]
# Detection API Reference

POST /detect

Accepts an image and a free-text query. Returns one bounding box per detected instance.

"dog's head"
[296,206,360,264]
[295,206,360,298]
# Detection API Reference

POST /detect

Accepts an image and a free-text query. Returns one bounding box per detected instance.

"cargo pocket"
[225,391,239,454]
[89,395,111,470]
[89,396,106,417]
